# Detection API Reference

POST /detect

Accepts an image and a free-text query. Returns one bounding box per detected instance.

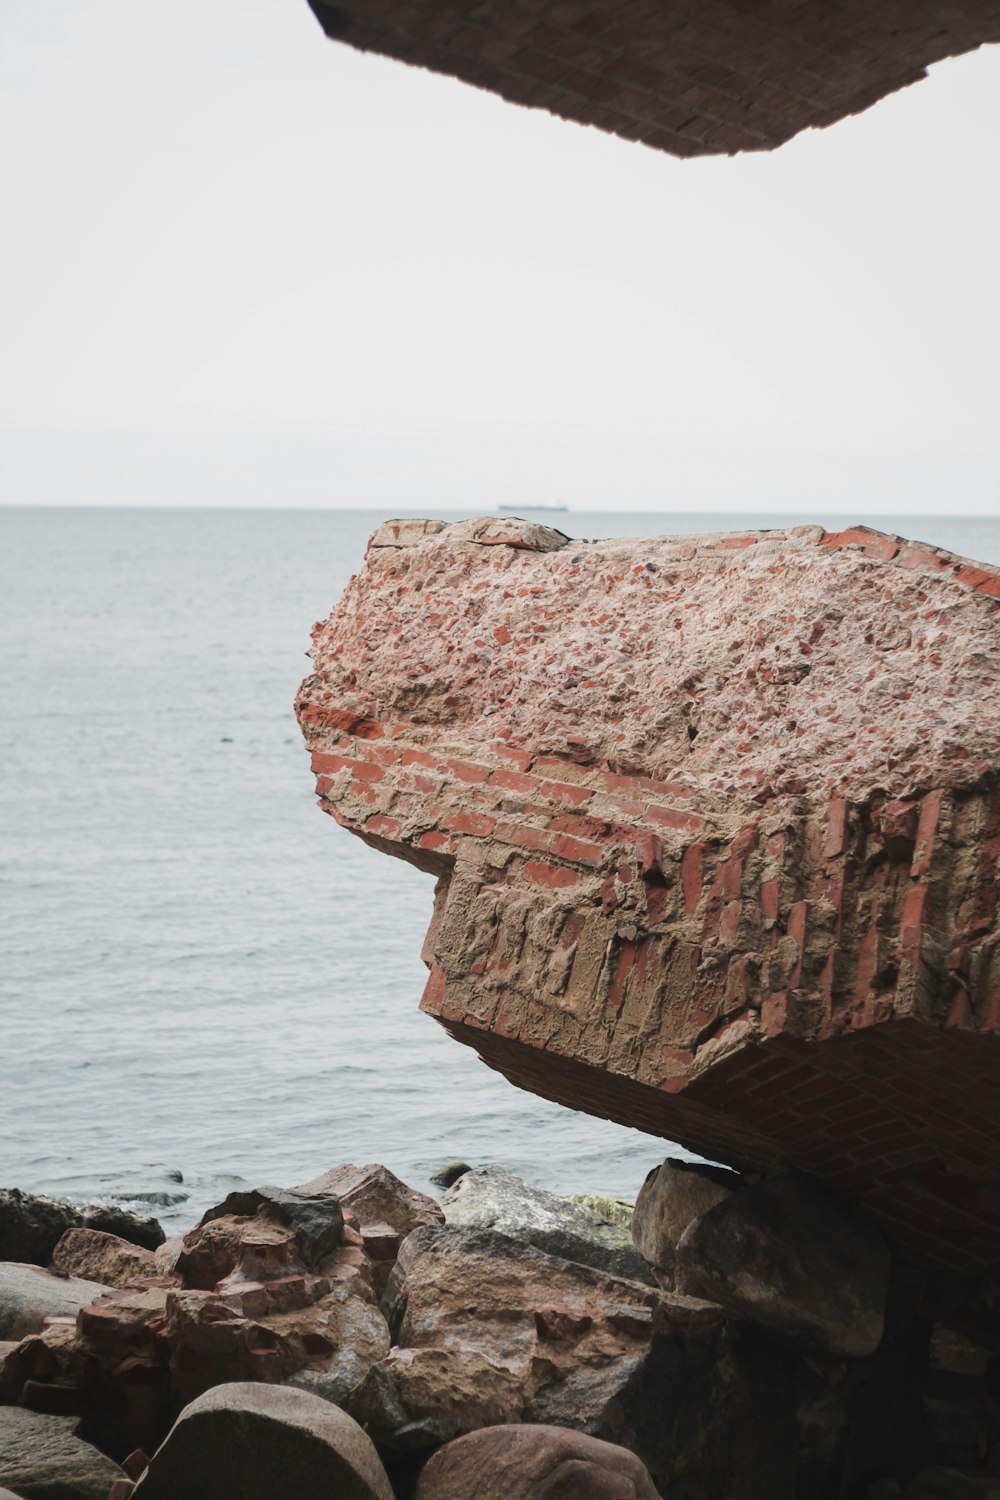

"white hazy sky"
[1,0,997,513]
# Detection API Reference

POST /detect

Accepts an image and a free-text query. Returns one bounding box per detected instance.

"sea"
[2,507,998,1234]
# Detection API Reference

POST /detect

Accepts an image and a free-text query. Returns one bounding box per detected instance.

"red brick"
[538,779,593,808]
[445,757,490,784]
[911,789,943,877]
[489,767,538,795]
[441,810,497,837]
[645,803,705,833]
[365,814,402,839]
[821,526,899,561]
[824,796,847,859]
[495,820,551,852]
[522,860,581,889]
[550,834,603,866]
[682,843,705,917]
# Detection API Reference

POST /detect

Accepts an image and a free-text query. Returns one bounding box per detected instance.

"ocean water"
[1,506,997,1233]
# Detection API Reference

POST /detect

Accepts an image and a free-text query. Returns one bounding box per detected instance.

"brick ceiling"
[306,0,1000,157]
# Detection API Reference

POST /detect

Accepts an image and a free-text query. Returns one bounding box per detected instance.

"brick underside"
[297,520,1000,1271]
[306,0,1000,158]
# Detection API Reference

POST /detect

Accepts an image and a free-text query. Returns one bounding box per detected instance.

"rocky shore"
[2,1161,999,1499]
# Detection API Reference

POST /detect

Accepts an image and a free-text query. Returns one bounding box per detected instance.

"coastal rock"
[429,1162,471,1190]
[80,1206,164,1253]
[346,1223,797,1492]
[632,1158,741,1288]
[52,1228,158,1288]
[676,1171,891,1358]
[197,1185,344,1270]
[296,1164,443,1294]
[0,1406,125,1500]
[413,1423,660,1499]
[440,1165,653,1284]
[130,1381,394,1500]
[296,521,1000,1272]
[347,1224,661,1450]
[0,1189,163,1266]
[0,1263,110,1341]
[1,1191,387,1457]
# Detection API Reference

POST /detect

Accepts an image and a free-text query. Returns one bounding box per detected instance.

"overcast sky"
[1,0,997,513]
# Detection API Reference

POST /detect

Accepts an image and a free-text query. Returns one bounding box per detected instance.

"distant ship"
[499,503,568,513]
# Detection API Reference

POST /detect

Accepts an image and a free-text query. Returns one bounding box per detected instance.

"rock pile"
[1,1161,999,1499]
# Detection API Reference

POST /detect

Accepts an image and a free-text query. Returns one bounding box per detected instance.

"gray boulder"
[0,1263,109,1341]
[0,1406,125,1500]
[440,1166,653,1284]
[0,1188,163,1266]
[131,1381,393,1500]
[676,1170,891,1358]
[632,1158,741,1287]
[414,1423,660,1498]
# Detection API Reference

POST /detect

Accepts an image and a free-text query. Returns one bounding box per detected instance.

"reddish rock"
[414,1423,660,1499]
[297,520,1000,1272]
[296,1164,444,1295]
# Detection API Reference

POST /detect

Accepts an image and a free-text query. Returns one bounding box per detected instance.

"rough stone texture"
[0,1406,125,1500]
[0,1264,111,1342]
[414,1423,660,1499]
[52,1229,157,1289]
[440,1165,653,1282]
[0,1189,163,1268]
[296,1164,444,1294]
[197,1184,345,1271]
[305,0,1000,159]
[0,1202,387,1459]
[632,1157,740,1288]
[130,1381,394,1500]
[296,519,1000,1272]
[346,1223,799,1492]
[675,1170,891,1358]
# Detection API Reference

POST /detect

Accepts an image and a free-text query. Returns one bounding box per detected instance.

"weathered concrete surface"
[296,519,1000,1271]
[305,0,1000,160]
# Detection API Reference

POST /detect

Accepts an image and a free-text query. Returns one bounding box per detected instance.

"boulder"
[0,1406,125,1500]
[632,1158,741,1288]
[440,1166,653,1284]
[296,1165,443,1294]
[130,1381,394,1500]
[197,1185,344,1270]
[0,1264,110,1341]
[346,1224,798,1494]
[0,1189,163,1266]
[80,1206,164,1253]
[429,1162,471,1190]
[414,1423,660,1498]
[52,1228,158,1288]
[676,1171,891,1358]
